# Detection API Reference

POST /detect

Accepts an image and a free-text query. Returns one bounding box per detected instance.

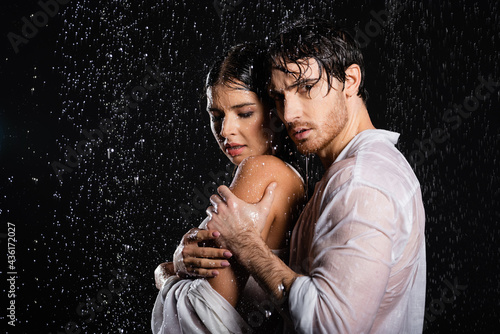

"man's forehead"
[271,58,320,83]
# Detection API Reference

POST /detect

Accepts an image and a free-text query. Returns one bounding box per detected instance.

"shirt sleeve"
[288,183,401,333]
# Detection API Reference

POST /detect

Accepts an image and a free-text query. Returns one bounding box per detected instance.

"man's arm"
[208,183,401,333]
[205,155,304,306]
[231,229,301,300]
[207,183,301,301]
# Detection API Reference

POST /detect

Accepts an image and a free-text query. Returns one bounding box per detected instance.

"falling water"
[2,0,499,332]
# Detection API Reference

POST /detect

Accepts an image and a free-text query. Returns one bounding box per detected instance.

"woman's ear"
[344,64,362,98]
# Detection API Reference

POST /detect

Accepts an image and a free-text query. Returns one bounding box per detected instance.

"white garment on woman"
[151,249,287,334]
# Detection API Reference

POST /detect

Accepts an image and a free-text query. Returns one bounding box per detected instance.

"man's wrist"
[229,229,300,302]
[225,228,262,257]
[281,274,300,300]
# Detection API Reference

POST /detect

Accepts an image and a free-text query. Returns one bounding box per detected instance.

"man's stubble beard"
[293,102,349,155]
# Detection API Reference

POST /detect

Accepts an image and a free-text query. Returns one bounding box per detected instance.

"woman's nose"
[221,115,237,138]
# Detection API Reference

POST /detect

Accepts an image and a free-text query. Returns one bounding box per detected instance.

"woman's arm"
[207,155,305,307]
[154,262,175,290]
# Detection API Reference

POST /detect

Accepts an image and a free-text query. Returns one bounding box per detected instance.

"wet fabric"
[151,276,250,334]
[287,129,426,333]
[151,249,287,334]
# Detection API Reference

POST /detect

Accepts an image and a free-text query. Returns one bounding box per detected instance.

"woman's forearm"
[154,262,175,290]
[199,216,250,307]
[207,257,249,307]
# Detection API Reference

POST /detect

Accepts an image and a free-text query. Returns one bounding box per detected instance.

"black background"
[1,0,499,333]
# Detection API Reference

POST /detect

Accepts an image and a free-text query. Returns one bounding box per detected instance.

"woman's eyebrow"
[230,102,256,109]
[208,103,255,112]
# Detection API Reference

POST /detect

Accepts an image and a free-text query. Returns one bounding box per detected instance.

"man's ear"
[344,64,362,98]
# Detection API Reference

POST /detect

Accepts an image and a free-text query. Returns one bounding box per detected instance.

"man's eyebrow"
[272,65,294,74]
[270,78,320,94]
[289,78,319,89]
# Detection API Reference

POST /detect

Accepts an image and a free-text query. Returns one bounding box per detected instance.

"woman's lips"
[225,143,246,156]
[293,128,311,140]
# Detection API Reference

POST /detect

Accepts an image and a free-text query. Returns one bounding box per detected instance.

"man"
[162,18,426,333]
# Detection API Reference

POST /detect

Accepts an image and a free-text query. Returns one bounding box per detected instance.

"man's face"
[269,59,348,157]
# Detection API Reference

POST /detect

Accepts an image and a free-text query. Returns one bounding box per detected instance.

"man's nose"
[282,93,302,124]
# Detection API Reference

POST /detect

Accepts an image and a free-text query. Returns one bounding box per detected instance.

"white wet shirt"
[287,129,426,333]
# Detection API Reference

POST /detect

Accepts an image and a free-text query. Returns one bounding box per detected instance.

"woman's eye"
[239,111,254,118]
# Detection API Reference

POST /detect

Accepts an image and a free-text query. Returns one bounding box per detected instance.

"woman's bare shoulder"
[237,155,302,181]
[236,157,305,250]
[230,155,304,204]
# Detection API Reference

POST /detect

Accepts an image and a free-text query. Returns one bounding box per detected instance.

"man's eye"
[298,84,313,94]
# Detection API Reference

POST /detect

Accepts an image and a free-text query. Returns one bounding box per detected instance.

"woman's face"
[207,83,272,165]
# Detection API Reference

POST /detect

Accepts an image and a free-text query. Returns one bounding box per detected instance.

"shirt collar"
[333,129,400,164]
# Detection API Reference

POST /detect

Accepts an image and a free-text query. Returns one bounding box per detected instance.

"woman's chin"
[226,154,247,166]
[231,156,243,165]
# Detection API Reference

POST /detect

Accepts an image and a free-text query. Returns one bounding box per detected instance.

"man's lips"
[225,143,246,156]
[292,128,311,140]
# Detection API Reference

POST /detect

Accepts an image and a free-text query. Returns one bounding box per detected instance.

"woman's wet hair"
[204,42,300,169]
[205,42,272,109]
[269,17,368,103]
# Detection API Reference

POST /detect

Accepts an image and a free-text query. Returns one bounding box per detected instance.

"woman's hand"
[173,228,233,278]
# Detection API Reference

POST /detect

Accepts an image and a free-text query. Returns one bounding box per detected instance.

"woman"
[152,43,305,333]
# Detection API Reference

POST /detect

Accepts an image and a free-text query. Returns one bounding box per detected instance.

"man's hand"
[206,183,277,252]
[173,228,233,278]
[207,182,299,301]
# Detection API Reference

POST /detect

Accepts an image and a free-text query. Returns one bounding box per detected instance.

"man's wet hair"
[269,17,368,102]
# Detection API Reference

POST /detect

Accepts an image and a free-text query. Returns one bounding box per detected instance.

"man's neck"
[318,101,375,169]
